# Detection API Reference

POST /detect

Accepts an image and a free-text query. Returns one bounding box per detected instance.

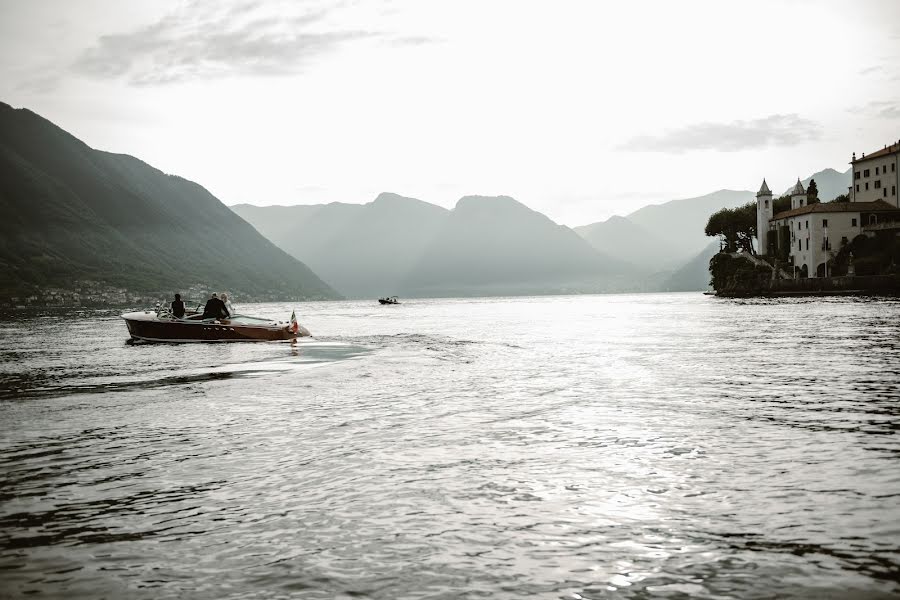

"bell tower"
[756,179,773,255]
[790,179,806,210]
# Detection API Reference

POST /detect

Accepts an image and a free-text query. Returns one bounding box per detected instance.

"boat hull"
[121,311,308,343]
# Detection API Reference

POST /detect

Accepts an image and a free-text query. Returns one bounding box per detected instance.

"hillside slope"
[0,102,338,300]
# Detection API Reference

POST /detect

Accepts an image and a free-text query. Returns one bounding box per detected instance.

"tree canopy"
[807,178,819,204]
[705,202,757,254]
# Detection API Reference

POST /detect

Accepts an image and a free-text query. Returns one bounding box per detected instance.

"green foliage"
[777,225,791,262]
[830,232,900,276]
[829,193,850,203]
[709,252,771,295]
[806,178,819,204]
[773,195,791,215]
[704,202,757,253]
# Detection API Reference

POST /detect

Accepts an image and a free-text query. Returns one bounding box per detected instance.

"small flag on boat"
[290,309,299,333]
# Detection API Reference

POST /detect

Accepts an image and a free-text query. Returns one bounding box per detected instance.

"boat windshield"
[226,314,276,325]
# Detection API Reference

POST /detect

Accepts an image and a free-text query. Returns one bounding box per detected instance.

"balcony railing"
[862,221,900,231]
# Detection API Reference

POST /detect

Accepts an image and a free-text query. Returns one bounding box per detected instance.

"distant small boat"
[121,306,310,343]
[378,296,400,305]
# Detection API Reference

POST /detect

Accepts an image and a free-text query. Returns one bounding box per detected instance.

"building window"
[852,218,857,227]
[885,189,888,198]
[798,240,801,251]
[855,171,860,180]
[841,236,848,245]
[806,238,809,250]
[805,220,808,229]
[893,186,896,196]
[875,180,881,189]
[856,184,860,192]
[876,167,880,175]
[870,215,877,225]
[893,163,896,172]
[765,200,768,208]
[864,169,870,177]
[823,219,828,227]
[866,182,869,190]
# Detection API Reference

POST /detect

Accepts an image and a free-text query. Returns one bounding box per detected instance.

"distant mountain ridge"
[235,167,852,298]
[573,167,852,291]
[0,101,338,301]
[780,167,852,201]
[575,189,754,272]
[234,194,631,298]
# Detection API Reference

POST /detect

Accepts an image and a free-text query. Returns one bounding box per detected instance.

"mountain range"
[233,194,633,298]
[236,167,849,298]
[0,102,338,301]
[1,101,852,302]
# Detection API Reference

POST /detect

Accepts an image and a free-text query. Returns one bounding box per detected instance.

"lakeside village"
[708,139,900,296]
[1,282,218,310]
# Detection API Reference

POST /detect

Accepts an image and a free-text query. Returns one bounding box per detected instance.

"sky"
[1,0,899,226]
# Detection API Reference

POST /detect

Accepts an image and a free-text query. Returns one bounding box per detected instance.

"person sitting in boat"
[221,293,235,316]
[171,293,186,319]
[201,293,230,321]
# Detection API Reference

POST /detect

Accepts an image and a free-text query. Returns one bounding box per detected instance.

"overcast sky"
[1,0,898,225]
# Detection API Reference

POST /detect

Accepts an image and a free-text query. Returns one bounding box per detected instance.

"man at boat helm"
[201,292,230,321]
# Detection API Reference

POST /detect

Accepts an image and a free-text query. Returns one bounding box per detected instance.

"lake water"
[1,293,899,599]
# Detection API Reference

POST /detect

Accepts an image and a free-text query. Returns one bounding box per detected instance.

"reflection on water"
[1,294,899,599]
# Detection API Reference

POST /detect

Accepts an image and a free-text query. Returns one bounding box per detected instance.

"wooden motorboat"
[121,308,311,343]
[378,296,400,305]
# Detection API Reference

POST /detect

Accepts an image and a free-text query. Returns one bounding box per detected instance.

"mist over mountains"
[0,102,338,301]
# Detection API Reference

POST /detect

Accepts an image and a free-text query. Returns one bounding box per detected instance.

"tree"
[773,194,791,214]
[705,202,757,254]
[807,178,819,204]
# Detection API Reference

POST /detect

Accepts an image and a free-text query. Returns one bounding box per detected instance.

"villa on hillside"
[756,140,900,278]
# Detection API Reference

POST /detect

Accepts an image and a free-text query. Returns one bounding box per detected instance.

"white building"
[851,140,900,207]
[756,142,900,277]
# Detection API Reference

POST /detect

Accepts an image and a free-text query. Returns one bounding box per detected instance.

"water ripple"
[1,295,899,598]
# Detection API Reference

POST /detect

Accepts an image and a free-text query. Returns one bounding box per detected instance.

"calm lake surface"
[1,293,899,599]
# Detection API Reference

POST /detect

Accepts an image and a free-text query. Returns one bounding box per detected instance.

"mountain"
[781,167,852,201]
[233,193,449,298]
[400,195,629,297]
[660,241,720,292]
[0,102,338,301]
[574,215,678,271]
[625,189,755,258]
[575,189,754,271]
[235,194,630,298]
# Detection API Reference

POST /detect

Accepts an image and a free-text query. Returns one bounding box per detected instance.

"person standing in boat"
[202,293,230,321]
[171,293,186,318]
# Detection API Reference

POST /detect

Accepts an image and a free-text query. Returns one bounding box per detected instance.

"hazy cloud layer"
[72,0,423,85]
[848,100,900,120]
[619,114,823,153]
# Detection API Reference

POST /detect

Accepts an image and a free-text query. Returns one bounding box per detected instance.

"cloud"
[70,0,431,85]
[848,100,900,120]
[618,114,823,153]
[859,65,883,76]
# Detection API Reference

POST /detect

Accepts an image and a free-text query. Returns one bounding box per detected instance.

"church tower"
[756,179,773,255]
[790,179,806,210]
